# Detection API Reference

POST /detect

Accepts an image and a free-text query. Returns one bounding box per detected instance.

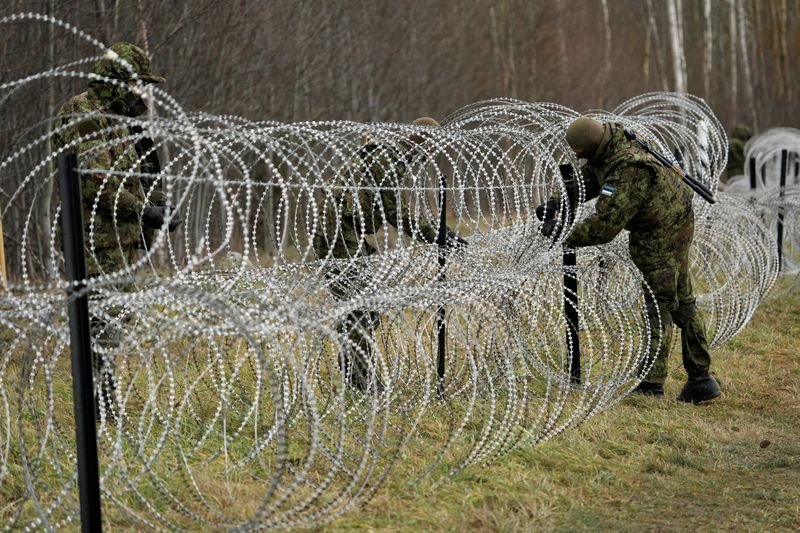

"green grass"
[330,284,800,532]
[1,283,798,531]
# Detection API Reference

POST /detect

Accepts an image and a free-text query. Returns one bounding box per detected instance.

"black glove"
[535,198,559,221]
[541,218,561,238]
[142,204,182,232]
[142,205,164,229]
[444,229,468,251]
[163,202,182,232]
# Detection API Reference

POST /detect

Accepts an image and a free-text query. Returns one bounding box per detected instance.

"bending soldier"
[313,117,466,393]
[52,42,180,418]
[547,116,720,403]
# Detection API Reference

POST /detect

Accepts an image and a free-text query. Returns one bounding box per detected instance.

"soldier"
[52,42,180,417]
[725,123,752,181]
[545,116,720,403]
[313,117,466,392]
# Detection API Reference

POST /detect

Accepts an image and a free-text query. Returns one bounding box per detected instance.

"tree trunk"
[736,0,757,128]
[728,0,739,117]
[39,0,57,279]
[600,0,612,108]
[702,0,713,98]
[667,0,687,93]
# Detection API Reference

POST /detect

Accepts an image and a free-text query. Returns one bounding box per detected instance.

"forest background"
[1,0,797,278]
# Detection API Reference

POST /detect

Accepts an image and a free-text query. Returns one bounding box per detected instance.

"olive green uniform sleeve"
[565,165,650,247]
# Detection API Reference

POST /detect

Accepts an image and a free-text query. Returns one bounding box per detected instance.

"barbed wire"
[725,127,800,276]
[0,13,792,531]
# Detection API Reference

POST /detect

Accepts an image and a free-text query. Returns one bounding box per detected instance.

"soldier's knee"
[672,303,698,329]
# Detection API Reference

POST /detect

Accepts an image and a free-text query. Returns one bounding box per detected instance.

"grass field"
[1,280,797,531]
[330,282,800,532]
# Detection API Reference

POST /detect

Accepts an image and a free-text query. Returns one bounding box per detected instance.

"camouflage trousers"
[325,262,382,391]
[630,217,712,385]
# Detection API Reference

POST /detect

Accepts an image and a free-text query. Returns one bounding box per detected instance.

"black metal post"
[559,165,580,384]
[564,249,580,384]
[778,149,787,271]
[58,153,103,533]
[749,156,757,190]
[436,172,447,395]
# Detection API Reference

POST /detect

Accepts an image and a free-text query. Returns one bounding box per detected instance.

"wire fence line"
[0,13,796,531]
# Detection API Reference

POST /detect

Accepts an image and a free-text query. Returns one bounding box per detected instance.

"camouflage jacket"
[565,123,693,252]
[314,143,439,259]
[53,83,163,250]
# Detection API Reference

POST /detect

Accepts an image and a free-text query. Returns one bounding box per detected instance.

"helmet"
[408,116,439,144]
[411,117,439,127]
[92,42,165,84]
[566,116,606,158]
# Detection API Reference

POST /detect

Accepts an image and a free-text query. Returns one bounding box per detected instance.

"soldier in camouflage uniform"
[552,116,720,403]
[314,117,466,392]
[52,42,179,417]
[725,123,752,181]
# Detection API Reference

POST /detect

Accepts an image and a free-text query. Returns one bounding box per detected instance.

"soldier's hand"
[541,218,561,238]
[141,205,164,229]
[535,198,559,221]
[163,202,182,232]
[142,204,182,231]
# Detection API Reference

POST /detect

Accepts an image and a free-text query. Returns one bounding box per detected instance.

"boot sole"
[676,390,721,404]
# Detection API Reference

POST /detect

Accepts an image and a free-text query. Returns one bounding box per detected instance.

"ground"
[331,282,800,532]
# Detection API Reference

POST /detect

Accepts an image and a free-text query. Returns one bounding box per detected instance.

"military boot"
[676,372,721,404]
[631,381,664,398]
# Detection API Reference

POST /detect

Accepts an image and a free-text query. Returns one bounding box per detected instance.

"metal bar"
[778,149,787,271]
[564,248,580,384]
[58,153,103,533]
[436,170,447,395]
[559,164,580,384]
[749,156,757,190]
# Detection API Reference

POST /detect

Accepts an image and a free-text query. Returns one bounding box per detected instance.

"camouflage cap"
[566,116,605,158]
[92,42,165,84]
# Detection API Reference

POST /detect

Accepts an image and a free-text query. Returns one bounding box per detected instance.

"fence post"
[749,156,757,190]
[58,153,103,533]
[778,149,787,271]
[560,165,580,384]
[436,171,447,396]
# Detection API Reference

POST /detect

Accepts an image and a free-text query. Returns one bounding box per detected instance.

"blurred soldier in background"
[53,42,180,418]
[313,117,466,393]
[725,123,752,180]
[540,116,720,404]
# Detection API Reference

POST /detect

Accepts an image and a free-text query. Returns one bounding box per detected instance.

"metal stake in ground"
[560,165,580,384]
[58,153,103,533]
[778,149,787,271]
[436,171,447,396]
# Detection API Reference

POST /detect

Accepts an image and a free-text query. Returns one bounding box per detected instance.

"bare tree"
[667,0,687,93]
